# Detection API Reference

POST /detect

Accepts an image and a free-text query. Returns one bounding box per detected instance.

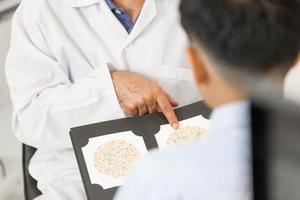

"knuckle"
[143,96,153,104]
[143,94,151,101]
[161,104,170,111]
[126,104,136,112]
[137,99,145,106]
[156,94,162,102]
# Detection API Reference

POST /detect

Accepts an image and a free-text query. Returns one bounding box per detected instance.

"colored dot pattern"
[167,126,207,145]
[93,140,140,178]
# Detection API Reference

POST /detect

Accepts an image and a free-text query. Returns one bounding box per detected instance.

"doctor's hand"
[112,71,179,128]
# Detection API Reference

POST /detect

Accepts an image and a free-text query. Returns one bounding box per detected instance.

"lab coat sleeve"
[5,0,123,151]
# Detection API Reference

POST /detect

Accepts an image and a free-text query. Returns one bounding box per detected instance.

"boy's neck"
[213,93,247,108]
[211,84,248,109]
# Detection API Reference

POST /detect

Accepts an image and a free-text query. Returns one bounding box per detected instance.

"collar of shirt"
[209,100,251,133]
[105,0,136,33]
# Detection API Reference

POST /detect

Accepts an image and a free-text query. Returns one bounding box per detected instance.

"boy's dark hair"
[180,0,300,72]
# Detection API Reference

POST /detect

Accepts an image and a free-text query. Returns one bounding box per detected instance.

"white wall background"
[0,11,24,200]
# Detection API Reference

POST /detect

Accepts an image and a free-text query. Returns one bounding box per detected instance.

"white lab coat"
[5,0,199,199]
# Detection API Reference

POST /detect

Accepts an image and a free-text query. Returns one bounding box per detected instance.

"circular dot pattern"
[93,140,140,178]
[167,126,207,145]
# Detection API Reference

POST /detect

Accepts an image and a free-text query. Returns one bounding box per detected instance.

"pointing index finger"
[157,95,179,129]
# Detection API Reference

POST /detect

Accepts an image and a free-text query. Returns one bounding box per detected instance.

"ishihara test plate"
[82,131,148,189]
[155,115,210,149]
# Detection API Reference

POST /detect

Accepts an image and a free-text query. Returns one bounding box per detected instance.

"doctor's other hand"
[112,71,179,128]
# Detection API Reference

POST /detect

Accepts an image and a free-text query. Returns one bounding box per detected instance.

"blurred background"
[0,0,299,199]
[0,0,23,199]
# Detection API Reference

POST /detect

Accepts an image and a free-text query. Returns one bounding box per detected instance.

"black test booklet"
[70,101,211,200]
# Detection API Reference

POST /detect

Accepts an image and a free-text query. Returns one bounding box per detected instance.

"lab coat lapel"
[68,0,101,7]
[99,1,129,39]
[85,1,128,52]
[123,0,157,47]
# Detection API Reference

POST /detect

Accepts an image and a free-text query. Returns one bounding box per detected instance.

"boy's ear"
[186,46,208,85]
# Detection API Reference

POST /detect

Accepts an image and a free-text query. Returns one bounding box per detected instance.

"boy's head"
[180,0,300,108]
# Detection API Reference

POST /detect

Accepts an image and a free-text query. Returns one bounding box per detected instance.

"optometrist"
[6,0,199,199]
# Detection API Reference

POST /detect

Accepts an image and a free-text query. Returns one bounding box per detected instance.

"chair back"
[22,144,42,200]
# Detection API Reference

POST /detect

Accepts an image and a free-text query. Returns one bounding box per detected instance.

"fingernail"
[172,123,179,129]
